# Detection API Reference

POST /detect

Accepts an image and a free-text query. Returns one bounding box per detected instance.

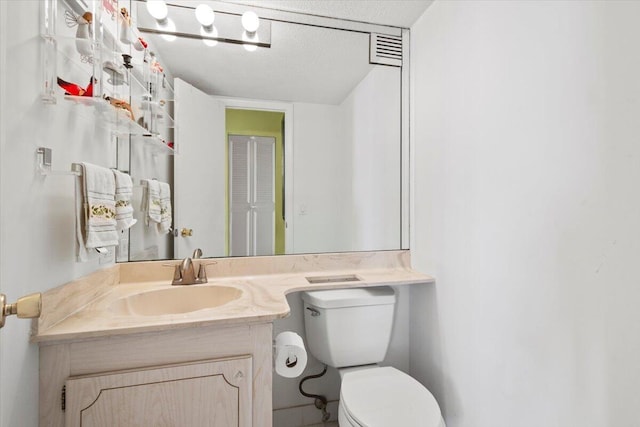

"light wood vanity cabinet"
[36,252,432,426]
[39,323,272,427]
[65,356,251,426]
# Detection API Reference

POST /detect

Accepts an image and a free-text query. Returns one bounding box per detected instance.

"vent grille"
[370,33,402,67]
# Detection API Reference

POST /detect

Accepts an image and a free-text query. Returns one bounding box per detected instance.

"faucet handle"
[172,264,182,283]
[196,263,208,283]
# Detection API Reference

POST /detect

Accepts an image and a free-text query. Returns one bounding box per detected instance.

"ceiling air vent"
[370,33,403,67]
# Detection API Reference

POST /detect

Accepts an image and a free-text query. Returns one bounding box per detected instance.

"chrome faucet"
[171,256,208,285]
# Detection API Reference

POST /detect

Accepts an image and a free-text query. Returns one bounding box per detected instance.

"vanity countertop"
[33,251,433,344]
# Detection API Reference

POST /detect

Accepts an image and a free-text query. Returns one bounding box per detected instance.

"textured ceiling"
[221,0,433,27]
[145,1,431,104]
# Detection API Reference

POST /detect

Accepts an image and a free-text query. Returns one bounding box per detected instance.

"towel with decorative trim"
[141,179,161,225]
[112,169,137,231]
[75,163,118,261]
[158,181,172,234]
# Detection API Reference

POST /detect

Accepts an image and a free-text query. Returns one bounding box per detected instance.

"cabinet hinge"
[61,385,66,412]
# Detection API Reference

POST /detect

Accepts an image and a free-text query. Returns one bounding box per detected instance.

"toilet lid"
[340,367,441,427]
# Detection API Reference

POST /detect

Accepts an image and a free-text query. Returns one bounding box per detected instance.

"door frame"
[213,97,294,254]
[0,0,7,414]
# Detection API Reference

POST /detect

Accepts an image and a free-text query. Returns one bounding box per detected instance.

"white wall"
[291,66,402,255]
[341,66,402,251]
[0,2,117,426]
[410,1,640,426]
[291,102,353,253]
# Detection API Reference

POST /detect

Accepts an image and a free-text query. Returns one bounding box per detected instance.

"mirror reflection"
[124,2,403,261]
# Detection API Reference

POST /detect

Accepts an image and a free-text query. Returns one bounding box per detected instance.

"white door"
[174,79,226,259]
[229,135,275,256]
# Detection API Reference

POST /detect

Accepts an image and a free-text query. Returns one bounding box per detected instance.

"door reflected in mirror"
[228,108,284,257]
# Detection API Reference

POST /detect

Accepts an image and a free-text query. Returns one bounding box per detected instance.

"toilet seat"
[340,367,442,427]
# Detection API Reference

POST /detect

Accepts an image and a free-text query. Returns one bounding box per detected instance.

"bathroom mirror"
[123,1,408,261]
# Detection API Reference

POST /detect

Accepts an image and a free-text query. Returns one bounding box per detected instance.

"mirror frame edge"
[402,27,411,250]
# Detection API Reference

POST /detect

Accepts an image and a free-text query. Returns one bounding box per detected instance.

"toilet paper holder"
[273,331,307,378]
[285,355,298,368]
[271,344,300,367]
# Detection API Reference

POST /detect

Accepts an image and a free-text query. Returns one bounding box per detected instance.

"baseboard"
[273,400,339,427]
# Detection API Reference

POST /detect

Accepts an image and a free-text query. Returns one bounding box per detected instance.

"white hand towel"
[113,170,137,231]
[158,181,172,234]
[141,179,161,225]
[75,163,119,261]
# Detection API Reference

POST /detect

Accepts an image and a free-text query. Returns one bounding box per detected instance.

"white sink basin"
[110,286,243,316]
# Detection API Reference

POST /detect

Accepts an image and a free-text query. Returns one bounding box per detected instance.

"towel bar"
[36,147,82,176]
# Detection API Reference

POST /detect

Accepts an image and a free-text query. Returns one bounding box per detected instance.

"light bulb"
[242,32,258,52]
[200,26,218,47]
[195,4,215,27]
[241,11,260,33]
[159,18,176,42]
[146,0,168,21]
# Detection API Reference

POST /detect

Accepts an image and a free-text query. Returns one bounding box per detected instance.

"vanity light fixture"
[196,4,218,47]
[146,0,168,22]
[137,3,271,49]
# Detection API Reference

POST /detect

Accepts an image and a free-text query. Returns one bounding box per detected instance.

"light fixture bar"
[136,2,271,48]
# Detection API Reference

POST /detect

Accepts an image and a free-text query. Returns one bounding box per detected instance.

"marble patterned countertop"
[33,251,433,344]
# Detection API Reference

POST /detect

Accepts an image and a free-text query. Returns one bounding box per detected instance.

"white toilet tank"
[301,286,396,368]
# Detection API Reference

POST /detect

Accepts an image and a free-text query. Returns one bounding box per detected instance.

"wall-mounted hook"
[37,147,82,176]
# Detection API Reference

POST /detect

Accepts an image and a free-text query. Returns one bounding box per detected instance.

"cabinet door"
[64,356,252,427]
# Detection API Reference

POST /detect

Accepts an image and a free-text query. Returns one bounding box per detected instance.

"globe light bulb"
[241,11,260,33]
[242,31,258,52]
[200,26,218,47]
[195,4,215,27]
[159,18,176,42]
[146,0,168,21]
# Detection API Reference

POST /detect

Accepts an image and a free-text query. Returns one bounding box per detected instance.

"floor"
[303,423,338,427]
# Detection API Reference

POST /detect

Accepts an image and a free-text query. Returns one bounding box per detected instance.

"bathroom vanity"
[40,323,265,426]
[34,251,432,426]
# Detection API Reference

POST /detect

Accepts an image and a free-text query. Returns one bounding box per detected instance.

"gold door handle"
[0,292,42,329]
[181,228,193,237]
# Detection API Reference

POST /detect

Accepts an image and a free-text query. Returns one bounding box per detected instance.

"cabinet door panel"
[65,356,252,427]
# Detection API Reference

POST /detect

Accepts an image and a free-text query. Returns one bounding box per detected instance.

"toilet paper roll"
[274,331,308,378]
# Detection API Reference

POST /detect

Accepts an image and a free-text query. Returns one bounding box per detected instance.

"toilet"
[302,286,445,427]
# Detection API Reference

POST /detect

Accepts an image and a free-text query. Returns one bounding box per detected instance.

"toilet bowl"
[301,287,445,427]
[338,366,444,427]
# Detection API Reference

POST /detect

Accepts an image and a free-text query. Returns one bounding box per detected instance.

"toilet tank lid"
[301,286,395,309]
